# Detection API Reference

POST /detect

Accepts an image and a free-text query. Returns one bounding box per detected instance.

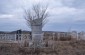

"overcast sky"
[0,0,85,32]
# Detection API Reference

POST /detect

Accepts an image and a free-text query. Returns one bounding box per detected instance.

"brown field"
[0,40,85,55]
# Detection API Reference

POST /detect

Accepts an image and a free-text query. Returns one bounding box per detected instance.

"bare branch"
[24,4,49,28]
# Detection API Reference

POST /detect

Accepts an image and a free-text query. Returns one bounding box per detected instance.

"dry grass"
[0,40,85,55]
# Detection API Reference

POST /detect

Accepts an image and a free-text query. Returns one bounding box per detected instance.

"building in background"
[70,31,78,40]
[0,30,31,47]
[78,31,85,40]
[0,30,85,47]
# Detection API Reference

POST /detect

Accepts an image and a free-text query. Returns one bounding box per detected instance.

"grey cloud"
[0,0,85,31]
[0,0,24,14]
[62,0,85,8]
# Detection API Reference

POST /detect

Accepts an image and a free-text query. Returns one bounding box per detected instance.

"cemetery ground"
[0,40,85,55]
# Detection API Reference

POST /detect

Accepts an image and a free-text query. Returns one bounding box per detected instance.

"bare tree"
[24,4,48,28]
[24,4,49,48]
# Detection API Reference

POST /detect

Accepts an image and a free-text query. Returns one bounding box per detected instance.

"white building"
[0,30,31,47]
[78,31,85,40]
[70,31,78,40]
